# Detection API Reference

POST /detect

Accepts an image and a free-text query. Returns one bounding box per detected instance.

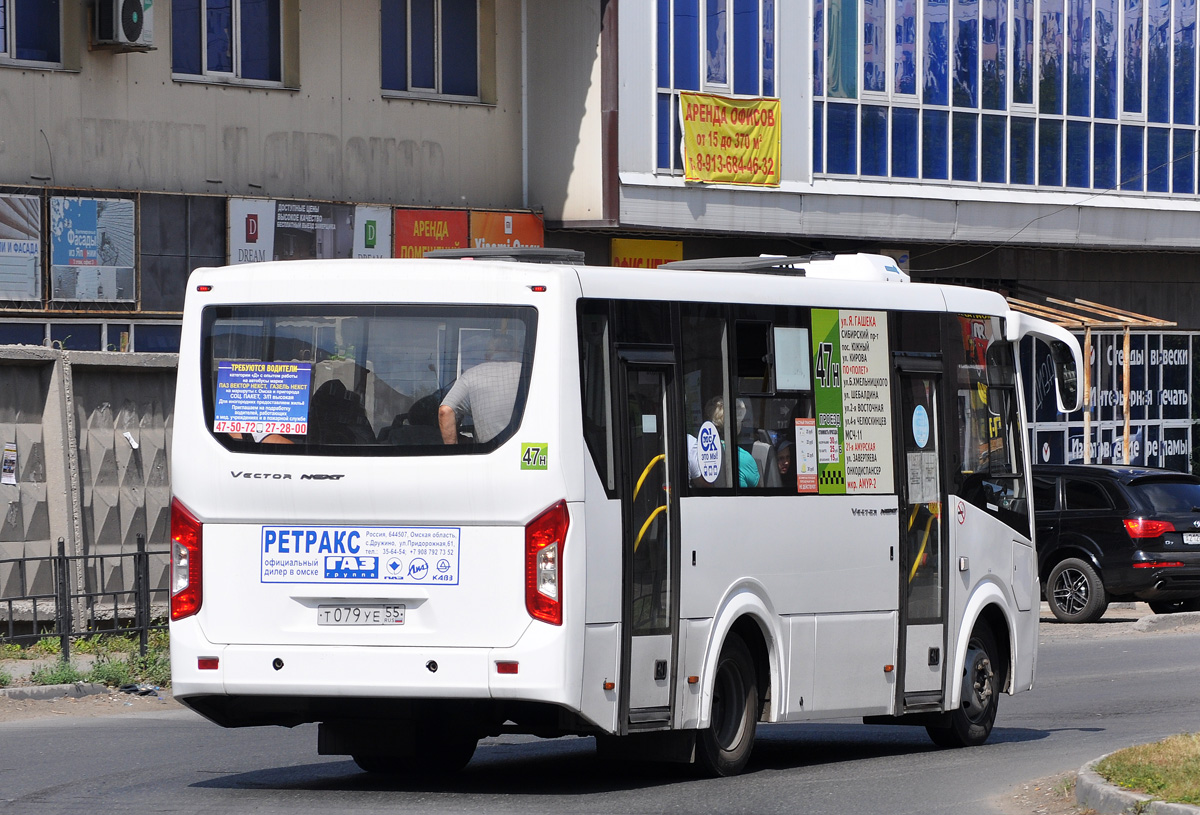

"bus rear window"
[201,305,537,455]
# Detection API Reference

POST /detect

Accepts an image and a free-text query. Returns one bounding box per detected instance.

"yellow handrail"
[908,509,936,584]
[633,454,666,501]
[634,505,668,552]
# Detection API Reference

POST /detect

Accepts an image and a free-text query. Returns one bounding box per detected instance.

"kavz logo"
[324,555,379,580]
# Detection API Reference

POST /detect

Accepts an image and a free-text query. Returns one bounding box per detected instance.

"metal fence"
[0,534,169,659]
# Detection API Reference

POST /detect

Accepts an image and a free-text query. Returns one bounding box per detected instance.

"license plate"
[1184,533,1200,545]
[317,604,405,625]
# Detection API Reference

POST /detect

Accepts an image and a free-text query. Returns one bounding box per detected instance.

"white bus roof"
[186,255,1011,318]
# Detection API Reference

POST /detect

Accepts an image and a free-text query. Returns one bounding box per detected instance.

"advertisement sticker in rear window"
[261,525,461,585]
[214,361,312,436]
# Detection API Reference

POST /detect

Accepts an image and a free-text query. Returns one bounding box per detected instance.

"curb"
[1132,611,1200,633]
[1077,755,1200,815]
[0,682,110,701]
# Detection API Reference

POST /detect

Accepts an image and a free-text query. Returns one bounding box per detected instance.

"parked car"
[1032,464,1200,623]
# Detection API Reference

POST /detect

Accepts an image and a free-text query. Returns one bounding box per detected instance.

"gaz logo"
[324,555,379,580]
[521,443,549,470]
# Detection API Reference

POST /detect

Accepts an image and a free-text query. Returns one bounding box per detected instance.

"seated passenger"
[438,334,522,444]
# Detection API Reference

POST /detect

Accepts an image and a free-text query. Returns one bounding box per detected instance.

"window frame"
[381,0,483,103]
[0,0,63,69]
[172,0,287,88]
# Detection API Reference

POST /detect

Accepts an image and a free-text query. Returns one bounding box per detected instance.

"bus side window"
[733,314,815,493]
[681,305,733,491]
[579,301,616,494]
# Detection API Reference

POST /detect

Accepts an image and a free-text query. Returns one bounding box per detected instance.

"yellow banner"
[679,92,781,186]
[610,238,683,268]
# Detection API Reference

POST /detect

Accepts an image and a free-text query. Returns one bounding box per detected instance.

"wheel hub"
[1053,567,1089,614]
[961,644,994,721]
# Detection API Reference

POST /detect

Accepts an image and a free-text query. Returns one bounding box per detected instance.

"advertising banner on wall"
[468,212,544,249]
[1024,331,1195,472]
[0,195,41,301]
[50,197,136,302]
[229,198,393,264]
[679,92,782,186]
[394,209,468,257]
[610,238,683,268]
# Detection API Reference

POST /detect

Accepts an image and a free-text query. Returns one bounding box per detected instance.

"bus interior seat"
[378,416,443,445]
[751,439,781,488]
[309,379,376,445]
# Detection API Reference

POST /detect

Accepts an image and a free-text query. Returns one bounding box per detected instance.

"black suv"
[1032,464,1200,623]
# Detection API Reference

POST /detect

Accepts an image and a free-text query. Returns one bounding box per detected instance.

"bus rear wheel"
[926,625,999,748]
[696,634,758,777]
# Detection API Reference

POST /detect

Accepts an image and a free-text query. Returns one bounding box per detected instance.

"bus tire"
[695,633,757,777]
[1046,557,1108,623]
[926,624,999,748]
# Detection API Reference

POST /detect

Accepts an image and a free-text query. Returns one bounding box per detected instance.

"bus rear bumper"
[170,622,588,728]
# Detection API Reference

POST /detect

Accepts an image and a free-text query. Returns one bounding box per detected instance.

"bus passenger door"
[895,361,949,710]
[616,351,681,732]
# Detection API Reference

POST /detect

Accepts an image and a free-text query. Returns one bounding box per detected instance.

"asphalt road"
[2,608,1197,815]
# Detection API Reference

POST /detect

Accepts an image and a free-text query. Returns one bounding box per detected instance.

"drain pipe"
[521,0,529,208]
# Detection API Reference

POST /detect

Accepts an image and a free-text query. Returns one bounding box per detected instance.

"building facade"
[0,0,1197,470]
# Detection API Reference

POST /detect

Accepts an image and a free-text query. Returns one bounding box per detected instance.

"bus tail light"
[170,498,203,621]
[526,500,569,625]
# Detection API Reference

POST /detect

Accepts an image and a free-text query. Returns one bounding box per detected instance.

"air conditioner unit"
[95,0,154,50]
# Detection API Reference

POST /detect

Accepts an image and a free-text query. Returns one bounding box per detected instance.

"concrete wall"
[0,349,176,605]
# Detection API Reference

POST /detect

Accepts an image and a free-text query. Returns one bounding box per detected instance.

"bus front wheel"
[926,625,999,748]
[696,634,758,777]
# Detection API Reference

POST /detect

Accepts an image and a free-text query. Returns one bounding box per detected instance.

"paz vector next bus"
[168,252,1081,777]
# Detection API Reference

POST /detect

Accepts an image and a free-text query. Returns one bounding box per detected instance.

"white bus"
[169,252,1081,777]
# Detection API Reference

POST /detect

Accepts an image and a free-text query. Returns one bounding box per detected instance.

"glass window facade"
[656,1,779,173]
[807,0,1200,193]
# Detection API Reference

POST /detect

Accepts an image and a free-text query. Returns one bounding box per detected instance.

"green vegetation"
[2,627,171,689]
[1096,733,1200,806]
[29,661,85,685]
[72,633,138,656]
[86,657,136,687]
[29,637,62,657]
